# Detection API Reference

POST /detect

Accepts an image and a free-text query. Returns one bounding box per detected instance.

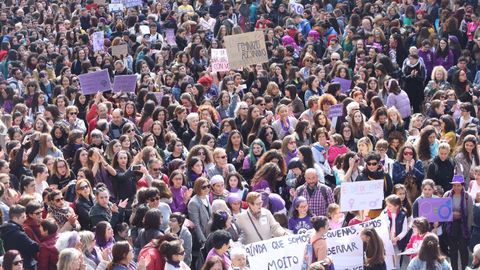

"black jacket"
[0,221,39,269]
[75,196,94,230]
[426,156,455,192]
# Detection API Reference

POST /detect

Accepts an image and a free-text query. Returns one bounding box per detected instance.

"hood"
[406,58,420,68]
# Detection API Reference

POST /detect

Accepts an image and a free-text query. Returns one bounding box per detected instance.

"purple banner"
[418,198,453,222]
[332,77,352,93]
[78,69,112,95]
[328,104,343,119]
[113,75,137,93]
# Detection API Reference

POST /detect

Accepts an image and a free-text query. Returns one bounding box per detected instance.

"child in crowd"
[348,210,371,226]
[383,194,409,269]
[327,203,344,230]
[405,217,430,258]
[288,196,313,234]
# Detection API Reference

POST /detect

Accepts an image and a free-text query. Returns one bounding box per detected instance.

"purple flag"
[78,69,112,95]
[419,198,453,222]
[113,75,137,93]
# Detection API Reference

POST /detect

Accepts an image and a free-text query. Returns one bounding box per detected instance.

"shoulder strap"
[320,185,328,206]
[247,211,264,241]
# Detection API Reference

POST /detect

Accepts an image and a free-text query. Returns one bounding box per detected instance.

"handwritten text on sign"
[78,69,112,95]
[113,75,137,93]
[224,31,268,70]
[419,197,453,222]
[328,104,343,119]
[211,49,230,73]
[340,180,384,212]
[245,234,309,270]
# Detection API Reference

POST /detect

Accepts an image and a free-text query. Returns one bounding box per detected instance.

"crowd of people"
[0,0,480,269]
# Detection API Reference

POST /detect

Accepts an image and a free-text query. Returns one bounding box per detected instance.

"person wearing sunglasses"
[74,179,94,230]
[64,105,86,134]
[356,152,393,219]
[2,250,25,270]
[23,201,44,243]
[160,239,191,270]
[187,177,212,255]
[46,189,80,232]
[392,145,425,188]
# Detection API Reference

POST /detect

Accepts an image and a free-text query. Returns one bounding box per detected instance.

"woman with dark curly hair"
[416,125,439,167]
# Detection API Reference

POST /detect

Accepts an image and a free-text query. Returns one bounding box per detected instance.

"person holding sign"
[442,175,473,270]
[381,194,409,269]
[236,192,288,244]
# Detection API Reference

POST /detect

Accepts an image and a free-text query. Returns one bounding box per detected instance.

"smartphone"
[132,165,141,171]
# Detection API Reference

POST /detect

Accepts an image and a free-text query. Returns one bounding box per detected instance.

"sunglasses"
[78,185,89,190]
[69,112,78,115]
[201,184,211,190]
[403,151,414,156]
[218,155,227,159]
[149,196,160,202]
[54,197,64,203]
[366,162,378,166]
[151,167,161,172]
[13,260,23,266]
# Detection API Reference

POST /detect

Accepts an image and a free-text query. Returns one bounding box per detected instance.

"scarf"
[48,203,70,226]
[446,190,470,239]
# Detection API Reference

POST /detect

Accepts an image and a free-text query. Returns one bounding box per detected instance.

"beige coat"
[236,208,287,244]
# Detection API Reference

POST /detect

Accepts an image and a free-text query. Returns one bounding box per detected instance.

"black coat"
[0,221,39,269]
[426,156,455,192]
[75,196,94,230]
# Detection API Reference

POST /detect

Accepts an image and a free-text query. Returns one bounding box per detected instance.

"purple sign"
[328,104,343,119]
[78,69,112,95]
[153,92,164,103]
[419,198,453,222]
[113,75,137,93]
[332,77,352,93]
[124,0,143,8]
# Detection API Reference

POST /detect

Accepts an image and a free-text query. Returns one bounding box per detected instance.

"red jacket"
[139,242,165,270]
[23,218,42,243]
[37,233,59,270]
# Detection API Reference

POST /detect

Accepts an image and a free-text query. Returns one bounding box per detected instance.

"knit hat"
[227,193,242,204]
[268,193,286,214]
[198,75,213,87]
[210,175,225,186]
[293,196,307,208]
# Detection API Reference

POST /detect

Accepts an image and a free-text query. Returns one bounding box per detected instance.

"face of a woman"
[422,185,434,197]
[353,111,362,123]
[465,141,475,153]
[210,262,224,270]
[459,70,467,82]
[435,70,444,81]
[439,40,447,49]
[172,174,184,188]
[427,132,436,144]
[231,133,241,146]
[35,120,44,131]
[279,107,288,119]
[215,151,227,166]
[297,201,309,216]
[200,123,209,135]
[25,181,35,194]
[287,138,297,151]
[12,254,23,270]
[117,153,128,167]
[251,108,260,119]
[192,160,203,174]
[403,148,414,161]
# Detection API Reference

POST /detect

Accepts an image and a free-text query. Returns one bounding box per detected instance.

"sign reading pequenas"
[224,31,268,70]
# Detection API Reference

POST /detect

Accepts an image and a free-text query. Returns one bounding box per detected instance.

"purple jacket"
[386,90,412,119]
[418,49,434,76]
[433,50,454,71]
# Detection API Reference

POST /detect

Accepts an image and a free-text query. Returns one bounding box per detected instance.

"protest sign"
[419,198,453,222]
[332,77,352,93]
[211,49,230,73]
[245,234,310,270]
[124,0,143,8]
[94,0,107,5]
[165,29,177,46]
[111,44,128,58]
[224,31,268,70]
[113,75,137,93]
[246,218,394,270]
[109,3,124,12]
[328,104,343,119]
[92,31,105,53]
[290,3,304,14]
[340,180,384,212]
[78,69,112,95]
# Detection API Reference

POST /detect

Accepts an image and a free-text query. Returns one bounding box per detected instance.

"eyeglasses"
[218,155,227,159]
[260,103,266,106]
[13,260,23,266]
[201,184,211,190]
[240,107,248,110]
[128,129,135,133]
[149,196,161,202]
[54,197,64,203]
[78,185,89,190]
[366,162,378,166]
[69,112,78,115]
[33,210,43,215]
[289,141,296,145]
[403,151,414,156]
[304,59,313,63]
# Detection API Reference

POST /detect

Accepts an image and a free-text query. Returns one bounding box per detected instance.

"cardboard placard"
[92,31,105,53]
[224,31,268,70]
[327,104,343,119]
[111,44,128,58]
[340,180,384,212]
[419,198,453,222]
[332,77,352,93]
[211,49,230,73]
[78,69,112,95]
[124,0,143,8]
[112,75,137,93]
[109,3,124,11]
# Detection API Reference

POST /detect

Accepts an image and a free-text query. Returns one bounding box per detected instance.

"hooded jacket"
[0,221,39,269]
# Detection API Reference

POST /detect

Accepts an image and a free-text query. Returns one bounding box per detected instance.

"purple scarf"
[446,190,470,239]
